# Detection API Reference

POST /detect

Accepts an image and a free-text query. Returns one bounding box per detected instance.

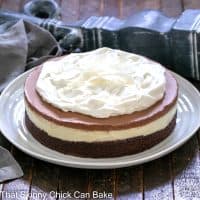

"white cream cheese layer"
[25,103,176,142]
[36,47,166,118]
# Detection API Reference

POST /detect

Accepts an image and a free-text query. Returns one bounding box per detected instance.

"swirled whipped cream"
[36,47,166,118]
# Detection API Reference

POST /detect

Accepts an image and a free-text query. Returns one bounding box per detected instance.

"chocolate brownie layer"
[25,112,176,158]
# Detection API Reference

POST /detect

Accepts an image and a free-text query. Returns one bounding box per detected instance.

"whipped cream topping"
[36,47,166,118]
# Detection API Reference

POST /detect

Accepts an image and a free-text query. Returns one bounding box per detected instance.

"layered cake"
[24,47,178,158]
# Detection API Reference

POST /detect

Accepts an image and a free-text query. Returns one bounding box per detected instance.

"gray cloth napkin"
[0,19,62,182]
[0,147,23,183]
[0,19,62,91]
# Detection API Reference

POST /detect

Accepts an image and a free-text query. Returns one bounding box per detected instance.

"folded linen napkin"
[0,19,62,182]
[0,147,23,183]
[0,19,62,91]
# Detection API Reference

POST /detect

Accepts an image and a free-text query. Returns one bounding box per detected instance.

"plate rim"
[0,69,200,169]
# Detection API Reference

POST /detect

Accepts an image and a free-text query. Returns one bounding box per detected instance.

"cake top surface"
[36,47,166,118]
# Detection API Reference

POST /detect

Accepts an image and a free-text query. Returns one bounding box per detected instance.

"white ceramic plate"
[0,70,200,169]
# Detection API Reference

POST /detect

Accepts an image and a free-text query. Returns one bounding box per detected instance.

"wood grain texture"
[60,0,79,23]
[172,135,200,199]
[58,168,88,200]
[161,0,183,17]
[102,0,121,17]
[29,160,59,200]
[1,147,33,200]
[79,0,101,20]
[88,169,116,200]
[0,0,3,7]
[116,166,143,200]
[121,0,138,18]
[135,0,161,11]
[143,156,174,200]
[183,0,200,9]
[1,0,22,11]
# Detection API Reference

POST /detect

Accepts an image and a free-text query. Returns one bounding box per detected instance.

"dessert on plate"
[24,47,178,158]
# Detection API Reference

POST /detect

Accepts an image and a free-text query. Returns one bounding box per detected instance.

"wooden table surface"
[1,0,200,200]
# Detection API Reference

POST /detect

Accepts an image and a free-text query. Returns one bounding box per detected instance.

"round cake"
[24,47,178,158]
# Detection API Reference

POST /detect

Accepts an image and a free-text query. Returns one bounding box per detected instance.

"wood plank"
[103,0,121,17]
[60,0,79,23]
[1,0,22,11]
[1,147,33,200]
[87,169,115,200]
[122,0,161,18]
[58,167,88,200]
[161,0,183,17]
[135,0,161,11]
[29,160,59,200]
[0,0,3,7]
[143,155,174,200]
[100,0,104,15]
[79,0,101,20]
[172,135,200,199]
[119,0,123,18]
[116,166,143,200]
[183,0,200,9]
[122,0,138,18]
